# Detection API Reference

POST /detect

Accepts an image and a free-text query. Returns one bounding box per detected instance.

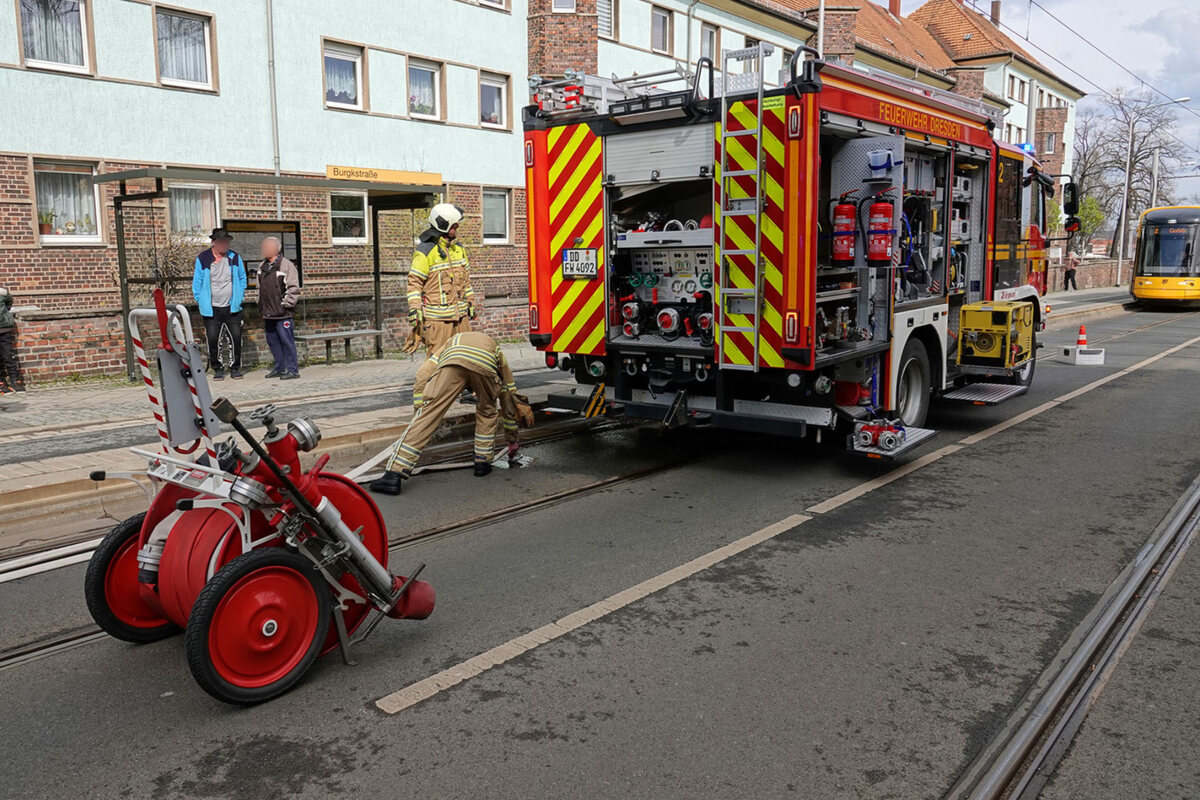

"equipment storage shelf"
[615,229,714,249]
[816,288,859,302]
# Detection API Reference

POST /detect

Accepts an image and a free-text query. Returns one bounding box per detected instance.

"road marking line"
[375,513,810,715]
[375,328,1200,715]
[806,445,963,514]
[0,551,94,584]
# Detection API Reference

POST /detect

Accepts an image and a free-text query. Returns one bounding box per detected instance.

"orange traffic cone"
[1076,325,1087,348]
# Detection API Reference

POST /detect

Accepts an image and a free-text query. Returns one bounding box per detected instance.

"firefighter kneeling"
[370,332,534,495]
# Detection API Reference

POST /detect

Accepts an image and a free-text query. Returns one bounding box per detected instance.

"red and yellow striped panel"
[714,97,787,369]
[547,123,607,356]
[525,130,552,343]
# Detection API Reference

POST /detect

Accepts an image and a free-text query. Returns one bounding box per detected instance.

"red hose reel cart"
[84,292,434,704]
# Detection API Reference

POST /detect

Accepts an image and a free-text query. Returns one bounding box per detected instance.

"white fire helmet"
[429,203,465,234]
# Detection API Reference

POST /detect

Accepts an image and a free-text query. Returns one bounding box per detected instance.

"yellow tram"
[1131,206,1200,304]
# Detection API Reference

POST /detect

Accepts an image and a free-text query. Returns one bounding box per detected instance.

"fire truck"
[523,45,1073,458]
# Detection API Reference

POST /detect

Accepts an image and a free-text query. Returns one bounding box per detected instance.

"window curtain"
[20,0,84,66]
[35,169,96,235]
[170,188,215,233]
[409,68,435,116]
[157,12,208,84]
[483,192,508,239]
[481,84,502,125]
[324,55,357,104]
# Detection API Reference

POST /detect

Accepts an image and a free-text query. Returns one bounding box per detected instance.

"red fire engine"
[524,46,1072,458]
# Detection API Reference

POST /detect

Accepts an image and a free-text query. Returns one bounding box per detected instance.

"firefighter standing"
[408,203,477,356]
[369,332,531,495]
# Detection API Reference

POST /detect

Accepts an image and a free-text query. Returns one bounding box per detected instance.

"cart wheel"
[84,512,180,643]
[185,547,330,705]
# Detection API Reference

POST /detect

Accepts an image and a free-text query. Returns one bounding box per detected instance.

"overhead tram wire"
[961,0,1200,159]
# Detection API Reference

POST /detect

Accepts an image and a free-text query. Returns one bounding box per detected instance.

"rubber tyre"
[84,512,181,643]
[895,338,932,428]
[1009,330,1038,387]
[185,547,330,706]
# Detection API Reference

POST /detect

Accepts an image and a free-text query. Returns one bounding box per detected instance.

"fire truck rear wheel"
[896,338,931,428]
[84,512,181,644]
[185,547,330,706]
[1009,331,1037,387]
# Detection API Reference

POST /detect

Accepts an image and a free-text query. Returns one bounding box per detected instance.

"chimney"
[822,8,859,66]
[991,1,1001,24]
[889,0,901,16]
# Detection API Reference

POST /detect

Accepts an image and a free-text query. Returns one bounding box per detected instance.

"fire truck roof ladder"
[718,42,773,372]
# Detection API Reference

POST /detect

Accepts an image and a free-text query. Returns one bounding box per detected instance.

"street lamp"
[1117,96,1190,285]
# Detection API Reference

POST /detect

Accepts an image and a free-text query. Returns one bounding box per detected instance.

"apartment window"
[34,162,100,242]
[19,0,89,73]
[155,9,212,89]
[482,189,510,243]
[330,192,367,243]
[1038,89,1045,107]
[743,37,759,72]
[597,0,616,39]
[1044,132,1057,153]
[1004,123,1013,142]
[324,42,363,110]
[478,0,506,7]
[169,184,218,235]
[700,23,718,62]
[408,60,441,118]
[651,7,672,54]
[1015,126,1025,143]
[1018,81,1026,103]
[552,0,576,11]
[480,73,507,128]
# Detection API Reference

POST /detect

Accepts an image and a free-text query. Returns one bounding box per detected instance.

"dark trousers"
[265,317,298,374]
[0,328,21,388]
[202,306,242,371]
[1063,269,1078,291]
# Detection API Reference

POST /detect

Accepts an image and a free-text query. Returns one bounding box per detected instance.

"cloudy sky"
[898,0,1200,180]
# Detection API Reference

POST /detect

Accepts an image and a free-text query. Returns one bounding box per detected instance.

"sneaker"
[265,368,282,378]
[473,462,492,478]
[212,372,226,381]
[280,372,300,380]
[230,369,244,380]
[368,471,404,495]
[0,385,13,396]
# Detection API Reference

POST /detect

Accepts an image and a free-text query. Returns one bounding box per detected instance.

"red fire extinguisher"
[863,188,896,268]
[829,191,858,266]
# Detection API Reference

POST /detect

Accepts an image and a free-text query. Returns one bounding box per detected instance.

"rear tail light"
[529,305,539,330]
[545,352,558,368]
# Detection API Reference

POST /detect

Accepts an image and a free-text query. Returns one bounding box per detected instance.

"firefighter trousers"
[413,317,471,408]
[385,364,499,477]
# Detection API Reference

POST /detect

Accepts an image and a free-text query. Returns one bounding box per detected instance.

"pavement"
[2,304,1199,798]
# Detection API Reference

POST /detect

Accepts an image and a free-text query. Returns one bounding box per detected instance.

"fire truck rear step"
[942,382,1028,405]
[848,426,938,461]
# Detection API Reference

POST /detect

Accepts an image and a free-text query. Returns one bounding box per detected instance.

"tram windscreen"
[1137,224,1199,276]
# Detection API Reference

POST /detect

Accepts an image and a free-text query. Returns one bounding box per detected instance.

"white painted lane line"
[0,552,93,585]
[806,444,963,514]
[375,513,811,715]
[374,328,1200,715]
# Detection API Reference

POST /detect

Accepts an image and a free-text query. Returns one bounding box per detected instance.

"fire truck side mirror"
[1062,182,1079,217]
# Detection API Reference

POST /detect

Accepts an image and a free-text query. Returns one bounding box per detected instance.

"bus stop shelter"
[94,168,439,381]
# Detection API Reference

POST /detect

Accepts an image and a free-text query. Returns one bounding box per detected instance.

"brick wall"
[528,0,597,78]
[1035,107,1069,178]
[822,8,859,66]
[947,67,986,101]
[1047,258,1123,292]
[0,154,530,382]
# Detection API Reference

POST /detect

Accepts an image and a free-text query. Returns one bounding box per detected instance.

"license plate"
[561,248,598,279]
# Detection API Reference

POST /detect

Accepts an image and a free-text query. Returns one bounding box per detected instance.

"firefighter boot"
[474,462,492,478]
[369,470,404,495]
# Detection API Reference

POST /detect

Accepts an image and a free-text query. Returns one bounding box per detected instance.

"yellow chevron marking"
[548,125,590,189]
[556,284,604,346]
[550,179,602,256]
[551,271,589,321]
[722,334,752,364]
[576,320,606,355]
[549,138,601,220]
[548,125,566,149]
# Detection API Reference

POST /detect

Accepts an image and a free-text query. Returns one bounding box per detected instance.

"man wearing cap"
[192,227,247,380]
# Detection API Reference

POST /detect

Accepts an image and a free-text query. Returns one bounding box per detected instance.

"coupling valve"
[229,476,272,510]
[286,417,322,452]
[657,308,681,334]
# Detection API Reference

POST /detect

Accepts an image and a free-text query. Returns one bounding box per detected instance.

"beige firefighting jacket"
[407,228,475,321]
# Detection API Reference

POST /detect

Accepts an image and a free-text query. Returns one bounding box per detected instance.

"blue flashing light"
[1019,142,1036,154]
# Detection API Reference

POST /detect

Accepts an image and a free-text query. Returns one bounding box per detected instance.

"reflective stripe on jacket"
[406,228,475,321]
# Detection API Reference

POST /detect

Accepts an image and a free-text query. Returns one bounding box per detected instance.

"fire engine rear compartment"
[527,54,1047,457]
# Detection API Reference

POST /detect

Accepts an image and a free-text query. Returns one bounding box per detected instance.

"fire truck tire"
[185,547,330,706]
[1009,331,1038,387]
[895,338,931,428]
[84,512,181,644]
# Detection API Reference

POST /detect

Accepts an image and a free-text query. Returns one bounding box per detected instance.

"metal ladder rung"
[720,248,756,256]
[721,325,756,333]
[721,209,759,217]
[722,129,761,138]
[721,288,757,297]
[722,169,758,178]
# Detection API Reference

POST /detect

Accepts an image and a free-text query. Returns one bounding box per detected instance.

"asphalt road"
[2,308,1198,799]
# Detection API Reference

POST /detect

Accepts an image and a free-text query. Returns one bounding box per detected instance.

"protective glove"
[407,306,423,326]
[507,440,520,459]
[467,303,478,320]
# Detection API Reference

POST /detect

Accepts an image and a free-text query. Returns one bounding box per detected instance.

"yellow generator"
[958,301,1034,369]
